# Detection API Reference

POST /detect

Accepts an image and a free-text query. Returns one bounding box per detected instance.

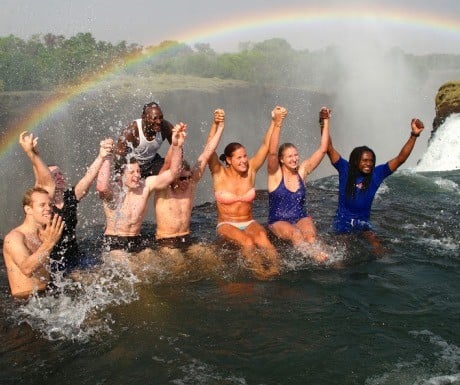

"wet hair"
[114,155,139,176]
[346,146,376,200]
[22,186,49,211]
[142,102,160,115]
[219,142,244,166]
[181,160,191,172]
[278,143,297,165]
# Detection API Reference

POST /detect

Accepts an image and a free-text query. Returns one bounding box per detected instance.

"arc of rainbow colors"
[1,5,459,158]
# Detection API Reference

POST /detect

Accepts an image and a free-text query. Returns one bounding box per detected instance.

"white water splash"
[416,114,460,172]
[13,261,140,342]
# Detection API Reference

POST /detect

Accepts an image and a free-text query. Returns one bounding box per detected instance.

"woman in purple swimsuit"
[267,107,331,262]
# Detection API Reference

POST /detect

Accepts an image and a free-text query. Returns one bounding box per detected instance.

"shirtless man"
[19,131,114,273]
[154,109,225,250]
[115,102,174,178]
[97,123,186,254]
[2,187,64,298]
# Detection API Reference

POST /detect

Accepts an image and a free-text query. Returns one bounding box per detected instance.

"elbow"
[20,265,35,278]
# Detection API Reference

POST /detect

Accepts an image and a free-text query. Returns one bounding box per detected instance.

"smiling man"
[154,109,225,250]
[115,102,174,178]
[97,123,186,254]
[2,187,64,298]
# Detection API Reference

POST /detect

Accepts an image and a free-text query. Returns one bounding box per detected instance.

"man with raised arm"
[115,102,174,178]
[154,109,226,250]
[97,123,186,254]
[19,131,114,272]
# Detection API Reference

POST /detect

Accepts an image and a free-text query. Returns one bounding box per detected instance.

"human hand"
[19,131,39,155]
[214,109,225,126]
[319,107,331,121]
[99,138,114,158]
[410,118,424,136]
[171,122,187,146]
[40,214,64,250]
[271,106,288,125]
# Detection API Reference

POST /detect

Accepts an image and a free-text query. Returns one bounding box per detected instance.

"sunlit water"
[1,118,459,385]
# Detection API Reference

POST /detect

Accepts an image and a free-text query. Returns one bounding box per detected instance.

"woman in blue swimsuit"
[267,107,331,262]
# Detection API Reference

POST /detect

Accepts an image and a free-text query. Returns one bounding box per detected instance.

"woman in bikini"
[207,106,287,279]
[267,107,331,262]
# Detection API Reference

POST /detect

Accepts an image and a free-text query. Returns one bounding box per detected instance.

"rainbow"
[1,5,459,158]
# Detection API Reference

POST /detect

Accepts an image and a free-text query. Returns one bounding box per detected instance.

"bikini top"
[215,187,256,205]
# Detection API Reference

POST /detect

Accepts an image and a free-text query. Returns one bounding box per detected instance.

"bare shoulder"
[3,228,25,252]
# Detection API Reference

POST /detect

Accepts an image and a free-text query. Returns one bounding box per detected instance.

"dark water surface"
[1,167,459,385]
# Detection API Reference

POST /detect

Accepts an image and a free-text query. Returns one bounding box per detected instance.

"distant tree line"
[1,33,460,92]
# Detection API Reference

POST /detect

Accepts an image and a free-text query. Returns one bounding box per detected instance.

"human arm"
[267,106,288,175]
[320,109,341,165]
[207,109,225,175]
[387,118,424,172]
[4,215,63,277]
[74,138,114,200]
[146,123,186,191]
[192,109,225,182]
[251,106,287,172]
[299,107,331,179]
[96,154,114,201]
[19,131,55,198]
[114,122,138,161]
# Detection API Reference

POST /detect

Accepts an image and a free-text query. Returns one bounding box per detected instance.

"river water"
[0,114,459,385]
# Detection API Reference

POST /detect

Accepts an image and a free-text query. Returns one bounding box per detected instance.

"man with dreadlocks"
[322,114,424,248]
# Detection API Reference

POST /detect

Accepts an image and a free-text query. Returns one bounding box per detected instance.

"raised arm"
[387,118,424,172]
[299,107,331,179]
[115,122,137,160]
[96,153,114,201]
[74,138,114,200]
[251,106,286,172]
[267,106,288,175]
[206,109,225,175]
[193,109,225,182]
[320,109,341,165]
[146,123,186,191]
[19,131,55,198]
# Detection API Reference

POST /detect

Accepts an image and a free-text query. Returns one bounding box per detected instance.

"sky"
[2,0,460,54]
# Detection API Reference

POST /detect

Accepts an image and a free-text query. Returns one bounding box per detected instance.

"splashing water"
[12,260,140,342]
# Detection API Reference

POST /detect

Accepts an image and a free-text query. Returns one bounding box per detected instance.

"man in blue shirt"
[322,114,424,250]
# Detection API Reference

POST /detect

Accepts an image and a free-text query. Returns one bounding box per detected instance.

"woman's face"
[280,146,299,169]
[358,151,375,174]
[227,147,248,172]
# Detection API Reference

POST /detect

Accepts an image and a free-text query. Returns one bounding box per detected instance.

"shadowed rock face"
[432,81,460,138]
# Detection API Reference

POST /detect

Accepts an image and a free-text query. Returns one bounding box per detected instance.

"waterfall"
[415,113,460,172]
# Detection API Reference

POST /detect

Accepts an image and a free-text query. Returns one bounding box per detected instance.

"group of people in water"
[2,101,425,298]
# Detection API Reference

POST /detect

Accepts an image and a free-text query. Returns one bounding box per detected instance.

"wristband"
[410,132,420,138]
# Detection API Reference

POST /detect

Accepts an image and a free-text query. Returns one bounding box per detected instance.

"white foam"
[416,114,460,172]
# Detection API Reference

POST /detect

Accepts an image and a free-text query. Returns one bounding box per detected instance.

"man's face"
[48,166,67,189]
[123,162,141,189]
[26,192,53,225]
[143,106,163,132]
[172,171,193,191]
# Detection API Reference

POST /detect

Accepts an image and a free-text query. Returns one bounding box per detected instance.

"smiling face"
[227,147,249,173]
[122,162,141,189]
[142,105,163,133]
[24,191,53,226]
[358,151,375,174]
[48,165,67,190]
[279,145,299,170]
